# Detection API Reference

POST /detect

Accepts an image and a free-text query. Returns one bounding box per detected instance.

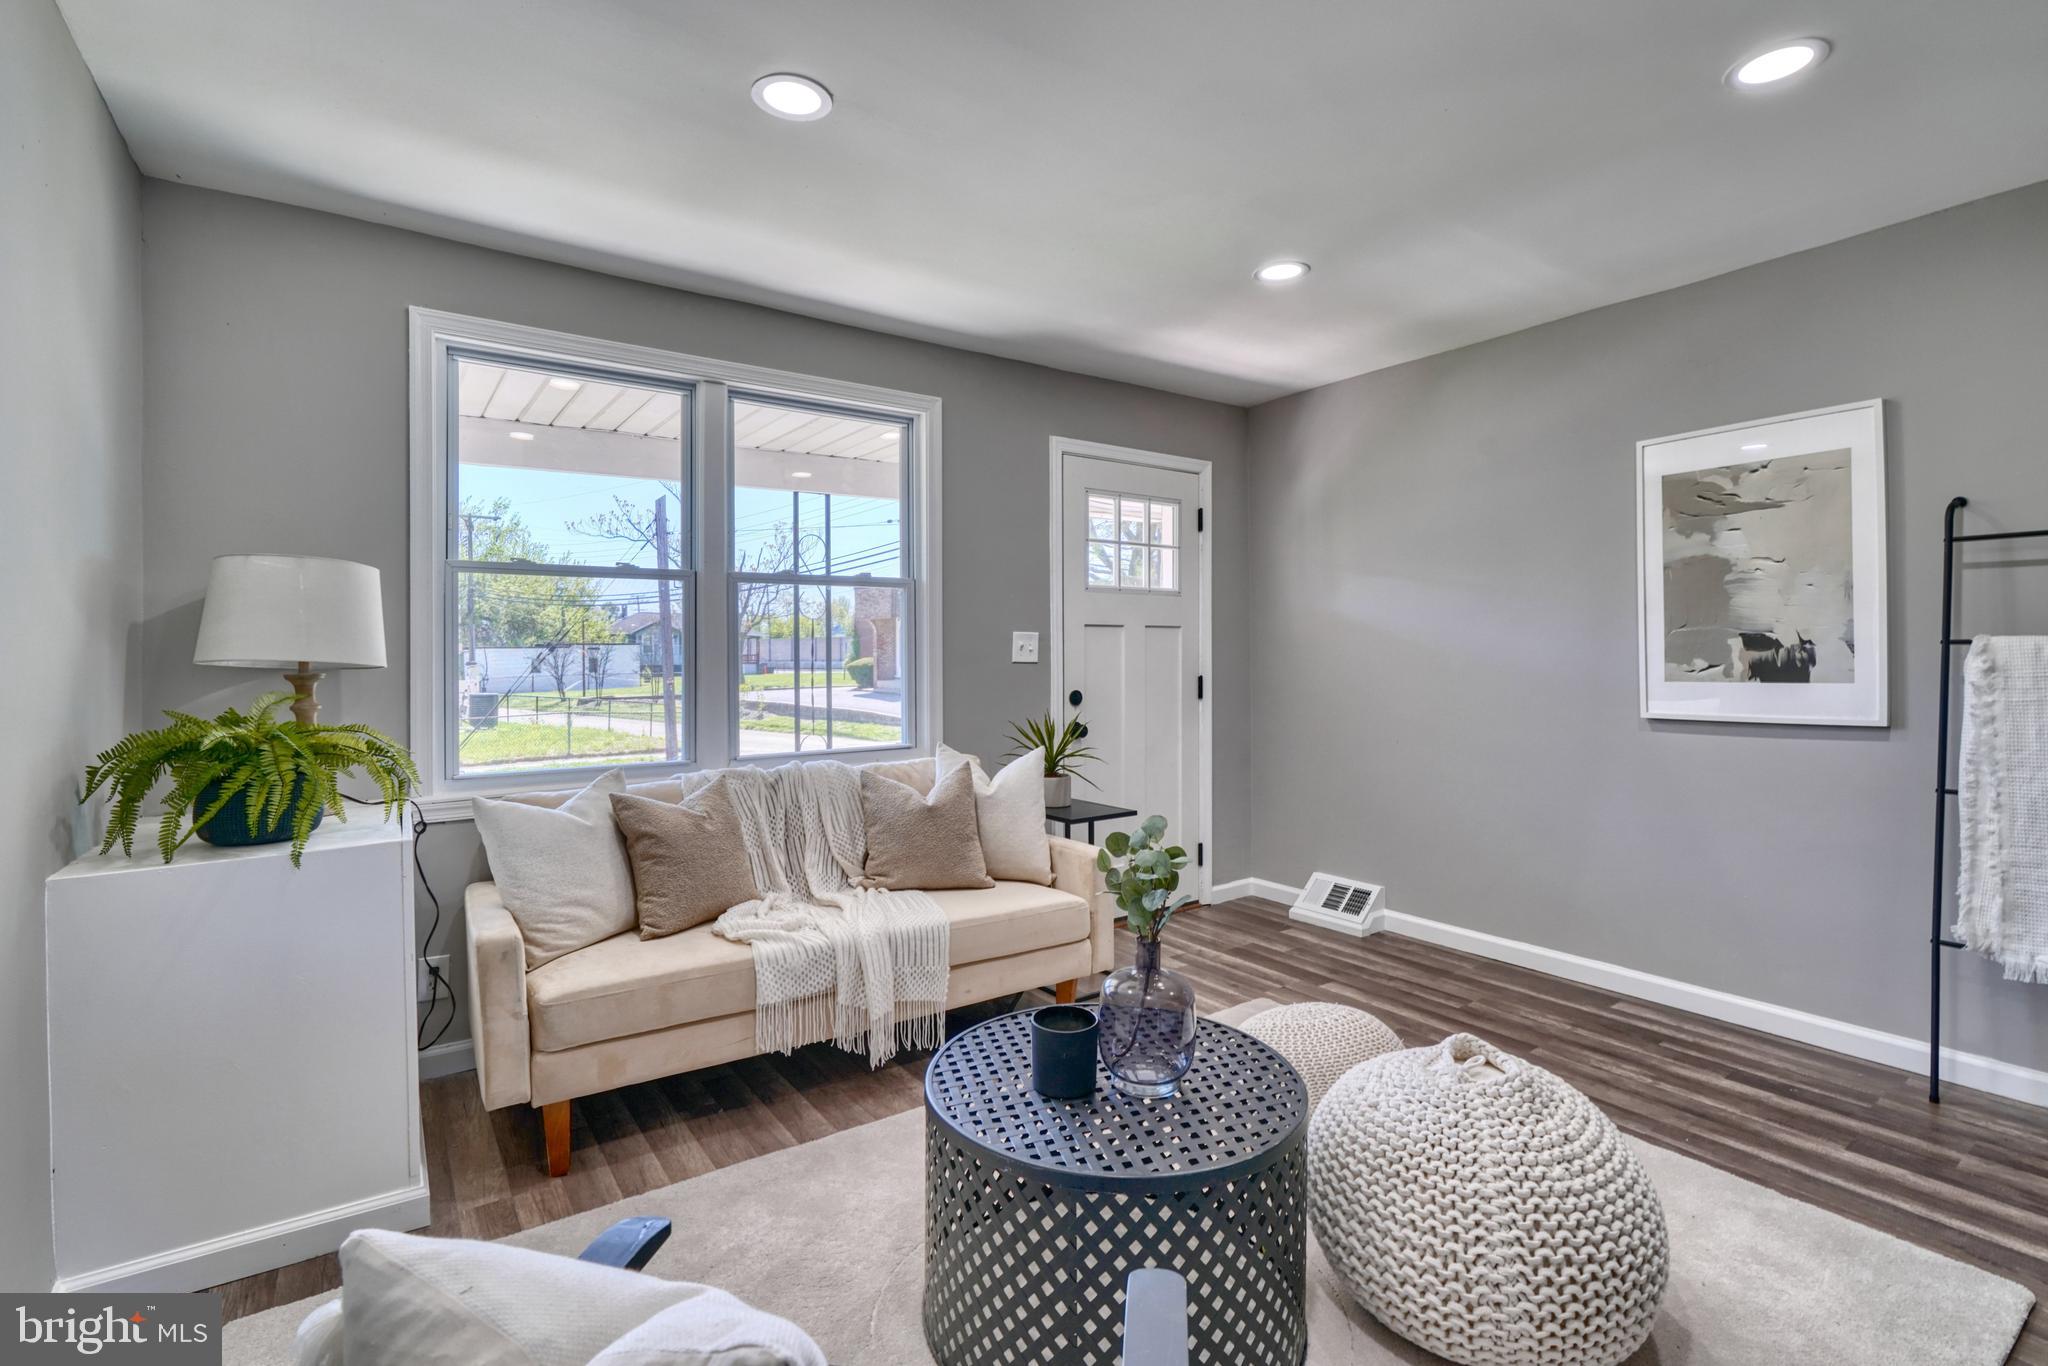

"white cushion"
[334,1228,704,1366]
[939,744,1052,885]
[473,769,635,968]
[588,1293,827,1365]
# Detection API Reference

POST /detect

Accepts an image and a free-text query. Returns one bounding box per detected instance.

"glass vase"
[1097,937,1197,1097]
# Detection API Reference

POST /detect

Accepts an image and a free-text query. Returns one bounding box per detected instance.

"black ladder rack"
[1927,495,2048,1102]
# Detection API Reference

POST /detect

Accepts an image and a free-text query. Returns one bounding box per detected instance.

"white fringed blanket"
[712,761,949,1065]
[1957,636,2048,983]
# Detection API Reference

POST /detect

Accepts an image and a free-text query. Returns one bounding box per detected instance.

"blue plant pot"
[194,775,323,848]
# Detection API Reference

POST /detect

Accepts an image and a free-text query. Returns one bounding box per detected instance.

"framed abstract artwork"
[1636,399,1887,726]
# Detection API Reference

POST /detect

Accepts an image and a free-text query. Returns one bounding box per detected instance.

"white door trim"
[1048,437,1214,896]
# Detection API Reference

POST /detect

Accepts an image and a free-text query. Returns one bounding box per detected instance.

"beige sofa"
[464,757,1113,1175]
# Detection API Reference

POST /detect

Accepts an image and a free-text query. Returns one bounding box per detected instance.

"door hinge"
[1196,674,1205,700]
[1197,842,1205,867]
[1197,507,1205,533]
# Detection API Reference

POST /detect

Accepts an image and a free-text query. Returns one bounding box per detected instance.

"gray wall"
[134,182,1250,1047]
[0,0,143,1291]
[1248,181,2048,1072]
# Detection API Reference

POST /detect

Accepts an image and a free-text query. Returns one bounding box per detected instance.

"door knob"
[1068,690,1083,707]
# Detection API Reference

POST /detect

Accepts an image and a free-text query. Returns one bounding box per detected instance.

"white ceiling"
[59,0,2048,404]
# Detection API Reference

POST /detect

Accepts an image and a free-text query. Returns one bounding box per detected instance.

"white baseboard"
[1222,877,2048,1110]
[1208,876,1300,906]
[418,1037,475,1080]
[52,1180,430,1294]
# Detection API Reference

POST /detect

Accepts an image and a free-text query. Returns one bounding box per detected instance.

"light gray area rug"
[225,1107,2034,1366]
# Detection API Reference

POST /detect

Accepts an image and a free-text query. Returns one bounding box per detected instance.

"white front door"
[1057,448,1205,886]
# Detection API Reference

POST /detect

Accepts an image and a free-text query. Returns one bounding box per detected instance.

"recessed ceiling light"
[1254,260,1310,284]
[791,471,814,479]
[547,378,581,392]
[752,73,833,121]
[1741,442,1769,451]
[508,431,535,441]
[1728,39,1830,88]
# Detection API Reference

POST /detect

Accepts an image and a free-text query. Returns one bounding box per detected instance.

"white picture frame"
[1636,399,1887,726]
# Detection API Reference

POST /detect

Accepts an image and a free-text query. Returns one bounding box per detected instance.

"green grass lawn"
[456,720,666,766]
[483,673,856,714]
[739,714,901,743]
[455,713,899,769]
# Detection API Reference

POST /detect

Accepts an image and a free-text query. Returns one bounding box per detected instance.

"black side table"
[923,1012,1309,1365]
[1045,799,1139,843]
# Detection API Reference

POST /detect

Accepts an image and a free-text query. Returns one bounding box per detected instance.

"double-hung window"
[729,393,913,757]
[410,311,940,815]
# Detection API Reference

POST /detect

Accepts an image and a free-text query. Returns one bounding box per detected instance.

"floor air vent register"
[1288,873,1385,938]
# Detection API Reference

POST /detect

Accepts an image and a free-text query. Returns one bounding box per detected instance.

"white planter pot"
[1044,774,1072,809]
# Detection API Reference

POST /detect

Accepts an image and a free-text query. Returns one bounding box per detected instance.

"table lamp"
[193,555,386,724]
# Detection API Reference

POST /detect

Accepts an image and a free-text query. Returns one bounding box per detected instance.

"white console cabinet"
[45,818,428,1292]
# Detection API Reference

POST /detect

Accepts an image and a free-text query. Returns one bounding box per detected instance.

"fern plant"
[1004,710,1099,783]
[82,692,418,867]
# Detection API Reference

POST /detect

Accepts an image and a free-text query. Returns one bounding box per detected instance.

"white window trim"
[408,307,943,821]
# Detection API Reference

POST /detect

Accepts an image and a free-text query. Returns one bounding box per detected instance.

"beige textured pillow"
[610,777,761,938]
[938,744,1052,884]
[859,762,993,891]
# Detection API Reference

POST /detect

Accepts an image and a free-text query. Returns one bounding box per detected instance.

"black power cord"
[342,794,457,1051]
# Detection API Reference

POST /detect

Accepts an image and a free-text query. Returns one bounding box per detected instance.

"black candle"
[1031,1004,1099,1099]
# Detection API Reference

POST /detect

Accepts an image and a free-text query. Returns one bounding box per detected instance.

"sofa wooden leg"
[542,1101,571,1177]
[1055,979,1078,1004]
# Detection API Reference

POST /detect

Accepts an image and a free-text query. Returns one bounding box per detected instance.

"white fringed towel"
[1956,636,2048,983]
[713,761,949,1065]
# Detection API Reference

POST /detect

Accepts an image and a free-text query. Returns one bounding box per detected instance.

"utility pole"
[652,495,681,759]
[459,512,501,666]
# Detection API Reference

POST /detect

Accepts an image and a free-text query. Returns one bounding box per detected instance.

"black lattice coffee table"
[922,1011,1309,1366]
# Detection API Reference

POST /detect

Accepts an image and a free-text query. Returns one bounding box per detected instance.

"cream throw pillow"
[858,762,993,891]
[335,1228,705,1366]
[938,744,1053,884]
[611,777,761,939]
[473,769,635,968]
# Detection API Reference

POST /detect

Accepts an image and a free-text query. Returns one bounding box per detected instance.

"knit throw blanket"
[712,761,949,1065]
[1957,636,2048,983]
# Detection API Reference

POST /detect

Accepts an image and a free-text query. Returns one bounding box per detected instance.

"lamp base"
[282,663,324,725]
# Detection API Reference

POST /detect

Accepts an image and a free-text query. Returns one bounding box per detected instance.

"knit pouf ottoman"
[1237,1002,1403,1110]
[1308,1034,1668,1366]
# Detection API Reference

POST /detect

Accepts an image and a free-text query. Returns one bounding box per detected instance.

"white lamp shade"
[193,555,387,670]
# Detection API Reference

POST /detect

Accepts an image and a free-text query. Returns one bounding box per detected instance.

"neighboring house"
[616,611,685,671]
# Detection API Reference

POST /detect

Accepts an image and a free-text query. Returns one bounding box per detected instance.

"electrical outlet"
[1011,631,1040,663]
[418,954,451,1003]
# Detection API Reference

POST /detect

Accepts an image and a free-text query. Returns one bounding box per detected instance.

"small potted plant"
[1095,817,1198,1097]
[82,691,418,867]
[1005,710,1098,808]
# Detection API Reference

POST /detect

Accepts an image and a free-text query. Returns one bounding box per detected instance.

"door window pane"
[1088,494,1117,541]
[1086,541,1117,587]
[1150,502,1178,548]
[1083,490,1184,594]
[1119,498,1148,543]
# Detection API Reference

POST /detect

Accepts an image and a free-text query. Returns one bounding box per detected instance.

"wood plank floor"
[216,898,2048,1360]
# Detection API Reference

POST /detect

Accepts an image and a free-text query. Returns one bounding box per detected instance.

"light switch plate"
[1011,631,1040,663]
